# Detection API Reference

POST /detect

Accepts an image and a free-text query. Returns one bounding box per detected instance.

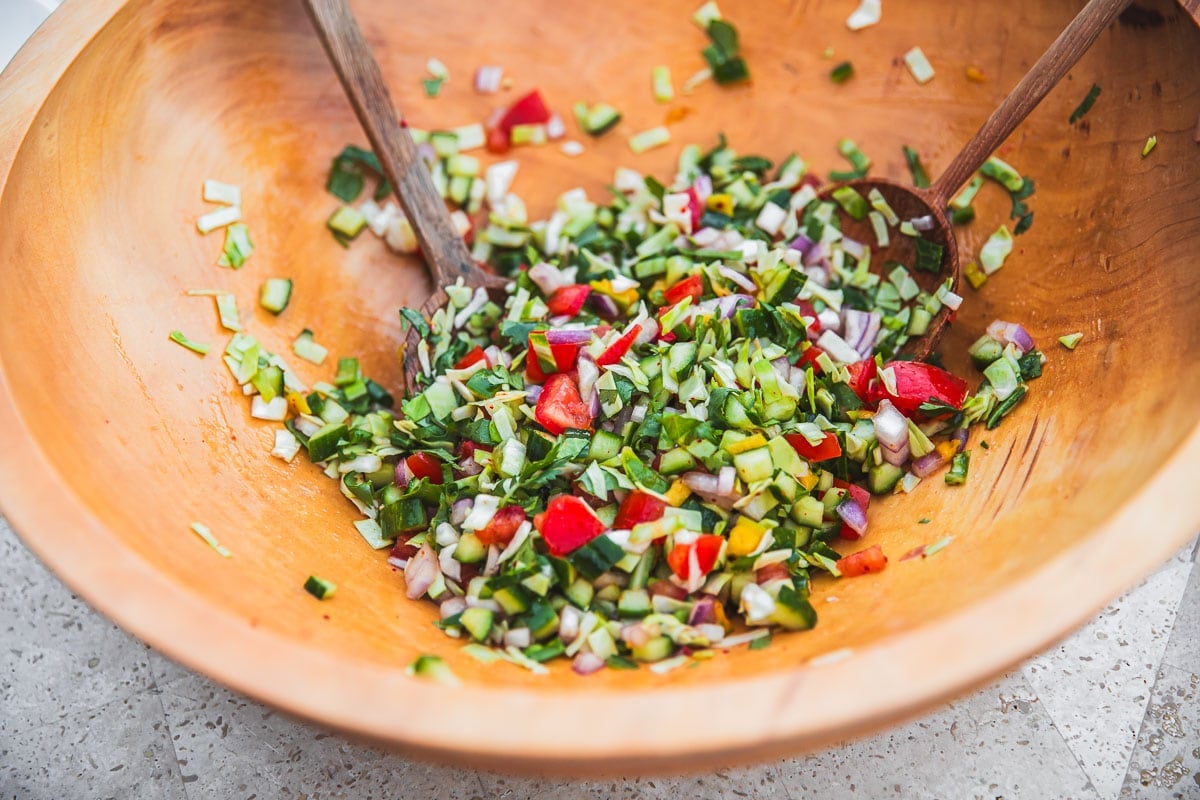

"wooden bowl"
[1,0,1197,774]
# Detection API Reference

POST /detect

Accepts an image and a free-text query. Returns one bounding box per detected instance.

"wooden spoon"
[302,0,507,393]
[830,0,1132,361]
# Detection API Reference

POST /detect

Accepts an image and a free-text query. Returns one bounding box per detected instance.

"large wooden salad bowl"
[1,0,1197,774]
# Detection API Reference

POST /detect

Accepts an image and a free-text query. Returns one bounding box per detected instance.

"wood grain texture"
[0,0,1198,774]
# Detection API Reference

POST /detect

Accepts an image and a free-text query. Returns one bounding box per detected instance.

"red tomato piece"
[846,359,877,403]
[836,544,888,577]
[546,284,592,317]
[534,373,593,435]
[534,495,604,556]
[475,505,527,547]
[795,344,825,373]
[795,300,822,333]
[755,562,792,585]
[785,431,843,462]
[405,452,444,485]
[877,361,969,416]
[662,274,703,305]
[497,89,551,134]
[454,345,487,370]
[525,342,582,382]
[595,324,641,367]
[685,187,703,230]
[831,479,871,541]
[459,440,491,460]
[612,491,667,529]
[485,126,511,154]
[666,534,723,581]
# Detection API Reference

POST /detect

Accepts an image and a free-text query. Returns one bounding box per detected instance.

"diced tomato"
[755,562,792,585]
[831,478,870,541]
[525,342,583,382]
[388,537,419,565]
[662,274,703,305]
[497,90,552,135]
[836,544,888,577]
[846,359,877,403]
[485,125,511,154]
[795,300,822,332]
[666,534,723,581]
[546,284,591,317]
[534,495,604,556]
[475,505,527,547]
[612,491,667,529]
[405,452,444,485]
[795,344,825,373]
[685,187,703,230]
[785,431,843,462]
[877,361,969,416]
[459,440,491,460]
[595,324,641,367]
[648,579,688,601]
[454,345,487,370]
[534,373,593,435]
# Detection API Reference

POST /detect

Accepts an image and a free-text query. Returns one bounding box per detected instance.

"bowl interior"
[1,0,1198,770]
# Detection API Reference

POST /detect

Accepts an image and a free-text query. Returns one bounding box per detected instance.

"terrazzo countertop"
[3,7,1199,800]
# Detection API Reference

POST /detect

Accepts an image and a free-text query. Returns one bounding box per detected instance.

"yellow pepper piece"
[935,441,959,461]
[706,193,734,215]
[964,260,988,290]
[286,389,311,416]
[727,517,768,557]
[725,433,769,455]
[590,280,639,310]
[799,473,820,491]
[965,65,986,83]
[663,480,692,507]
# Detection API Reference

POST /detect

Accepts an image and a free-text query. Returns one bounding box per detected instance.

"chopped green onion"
[1068,83,1101,125]
[303,575,337,600]
[979,225,1014,274]
[692,1,722,28]
[829,61,854,84]
[196,205,241,235]
[407,654,459,685]
[963,260,987,289]
[652,65,674,102]
[1141,135,1157,158]
[980,156,1024,192]
[218,222,254,268]
[682,67,713,94]
[628,126,672,154]
[901,145,931,189]
[1058,332,1084,350]
[215,294,241,331]
[576,103,623,137]
[169,330,210,356]
[950,176,984,210]
[944,452,969,485]
[923,535,954,556]
[202,179,240,206]
[914,237,944,274]
[918,517,931,524]
[903,47,935,84]
[293,328,328,365]
[950,206,975,225]
[259,278,293,315]
[327,206,367,242]
[189,522,231,557]
[845,0,881,31]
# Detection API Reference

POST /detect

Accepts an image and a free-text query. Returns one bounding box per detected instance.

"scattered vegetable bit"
[326,145,389,203]
[215,294,241,331]
[474,65,503,94]
[918,518,931,524]
[1068,83,1101,125]
[292,328,328,365]
[1141,135,1157,158]
[830,137,871,180]
[749,634,773,650]
[902,145,931,189]
[652,65,674,103]
[845,0,881,31]
[979,225,1014,274]
[423,58,448,97]
[829,61,854,84]
[407,654,459,685]
[698,8,750,86]
[575,102,623,137]
[980,156,1024,191]
[965,65,985,83]
[945,452,970,485]
[328,206,367,243]
[218,222,254,268]
[189,522,231,557]
[304,575,337,599]
[1058,332,1084,350]
[259,278,294,315]
[202,179,241,206]
[196,205,241,235]
[628,126,672,154]
[169,330,210,356]
[560,141,585,157]
[682,67,713,94]
[903,46,935,84]
[923,536,954,557]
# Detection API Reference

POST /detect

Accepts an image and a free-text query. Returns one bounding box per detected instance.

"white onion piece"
[528,261,570,295]
[438,545,462,582]
[440,596,467,619]
[873,399,911,465]
[404,545,439,599]
[572,650,607,675]
[483,544,501,577]
[717,265,757,293]
[697,623,726,643]
[504,628,532,649]
[817,308,841,332]
[559,605,583,642]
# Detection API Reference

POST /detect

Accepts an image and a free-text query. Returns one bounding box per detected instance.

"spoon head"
[820,177,960,362]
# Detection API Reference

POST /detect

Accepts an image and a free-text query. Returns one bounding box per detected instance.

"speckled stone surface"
[2,515,1196,800]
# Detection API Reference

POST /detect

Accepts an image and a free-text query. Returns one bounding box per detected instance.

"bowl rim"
[1,0,1198,773]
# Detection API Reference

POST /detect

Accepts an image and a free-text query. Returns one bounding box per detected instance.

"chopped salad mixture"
[264,137,1044,674]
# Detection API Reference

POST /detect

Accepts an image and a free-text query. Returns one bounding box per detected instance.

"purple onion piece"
[404,544,439,599]
[440,596,467,619]
[836,497,868,536]
[788,232,816,256]
[572,651,607,676]
[717,265,757,293]
[986,319,1036,355]
[528,261,569,296]
[692,174,713,203]
[394,458,412,488]
[526,384,544,404]
[586,292,620,321]
[688,596,718,626]
[952,428,970,453]
[911,450,947,478]
[503,628,532,649]
[545,328,595,346]
[910,214,935,231]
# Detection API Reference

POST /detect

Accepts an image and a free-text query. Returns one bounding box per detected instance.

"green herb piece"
[189,522,231,557]
[606,655,639,670]
[914,237,944,274]
[326,145,390,203]
[749,633,772,650]
[407,654,459,685]
[218,223,254,268]
[944,451,970,485]
[304,575,337,599]
[830,61,854,84]
[1058,332,1083,350]
[1141,135,1157,158]
[700,14,750,86]
[918,518,931,524]
[1068,83,1101,124]
[901,145,931,189]
[169,330,210,356]
[422,77,444,97]
[1013,212,1034,236]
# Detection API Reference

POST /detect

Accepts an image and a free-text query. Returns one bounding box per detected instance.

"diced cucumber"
[520,570,553,597]
[791,495,825,528]
[303,575,336,600]
[631,635,674,662]
[259,278,293,315]
[306,422,347,462]
[867,462,905,494]
[565,577,594,609]
[969,334,1004,370]
[732,447,774,484]
[581,102,623,136]
[518,601,560,641]
[523,639,566,663]
[667,341,698,378]
[617,589,651,619]
[658,446,697,475]
[589,429,623,462]
[408,654,456,684]
[460,607,494,642]
[493,585,532,616]
[379,497,426,537]
[526,430,556,462]
[772,587,817,631]
[763,267,806,305]
[327,206,366,239]
[454,533,486,564]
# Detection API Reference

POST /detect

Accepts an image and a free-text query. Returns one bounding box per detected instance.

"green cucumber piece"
[259,278,293,315]
[867,462,905,494]
[617,589,652,619]
[732,447,773,484]
[631,635,674,662]
[453,533,486,564]
[460,607,494,642]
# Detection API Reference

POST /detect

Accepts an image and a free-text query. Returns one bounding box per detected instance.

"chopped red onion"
[682,470,720,497]
[717,265,757,293]
[688,596,718,626]
[713,293,755,319]
[697,623,727,643]
[473,65,503,93]
[559,605,582,642]
[911,450,947,478]
[545,328,594,346]
[416,142,437,165]
[690,227,721,247]
[692,174,713,202]
[840,236,866,260]
[483,544,501,577]
[952,428,970,453]
[572,651,607,675]
[404,544,439,599]
[545,113,566,140]
[836,497,868,536]
[817,308,841,332]
[503,628,532,649]
[873,399,911,466]
[394,458,412,488]
[987,320,1036,355]
[526,384,543,403]
[910,214,935,231]
[804,265,830,287]
[451,498,473,526]
[577,351,599,404]
[634,318,660,346]
[586,292,620,320]
[788,233,816,256]
[440,596,467,619]
[717,466,736,496]
[621,623,653,649]
[439,544,462,582]
[528,262,570,295]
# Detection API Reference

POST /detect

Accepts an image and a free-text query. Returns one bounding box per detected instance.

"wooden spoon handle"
[303,0,476,287]
[929,0,1133,205]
